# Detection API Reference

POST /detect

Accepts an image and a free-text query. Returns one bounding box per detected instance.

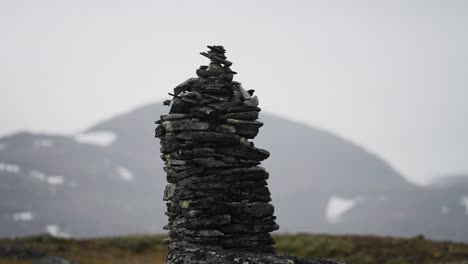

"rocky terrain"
[1,234,468,264]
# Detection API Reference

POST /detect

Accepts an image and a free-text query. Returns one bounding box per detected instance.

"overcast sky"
[1,0,467,185]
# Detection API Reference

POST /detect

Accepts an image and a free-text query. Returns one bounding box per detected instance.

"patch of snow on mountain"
[326,195,357,223]
[47,176,64,185]
[46,225,70,238]
[441,206,449,215]
[116,166,134,181]
[34,139,53,147]
[461,195,468,215]
[13,212,33,222]
[0,143,6,150]
[74,131,117,147]
[30,170,65,186]
[30,170,46,181]
[0,162,20,174]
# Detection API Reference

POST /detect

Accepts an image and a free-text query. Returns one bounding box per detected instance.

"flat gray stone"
[163,120,210,132]
[226,118,263,126]
[176,131,240,143]
[215,124,236,134]
[244,95,259,107]
[162,114,189,121]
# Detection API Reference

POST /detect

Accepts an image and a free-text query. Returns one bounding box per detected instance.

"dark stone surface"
[156,45,345,264]
[166,249,345,264]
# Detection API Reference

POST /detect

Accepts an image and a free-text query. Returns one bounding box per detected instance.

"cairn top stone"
[200,45,234,68]
[207,45,226,57]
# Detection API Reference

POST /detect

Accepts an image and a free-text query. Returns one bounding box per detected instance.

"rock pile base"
[166,249,344,264]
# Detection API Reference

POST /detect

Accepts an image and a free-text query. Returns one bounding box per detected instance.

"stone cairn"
[156,46,344,264]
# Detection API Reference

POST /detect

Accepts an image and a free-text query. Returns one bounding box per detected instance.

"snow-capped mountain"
[0,103,467,242]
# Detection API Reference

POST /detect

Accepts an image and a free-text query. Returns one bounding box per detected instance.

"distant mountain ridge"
[430,174,468,189]
[0,102,467,242]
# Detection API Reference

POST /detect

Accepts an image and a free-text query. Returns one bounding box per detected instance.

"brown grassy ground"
[0,234,467,264]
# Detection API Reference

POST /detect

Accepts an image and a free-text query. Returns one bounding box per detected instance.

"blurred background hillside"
[1,0,468,245]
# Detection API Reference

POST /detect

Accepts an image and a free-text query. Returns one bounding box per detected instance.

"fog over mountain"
[2,0,468,185]
[1,103,467,242]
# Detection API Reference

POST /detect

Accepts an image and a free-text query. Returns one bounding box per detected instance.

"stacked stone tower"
[155,46,279,257]
[156,46,344,264]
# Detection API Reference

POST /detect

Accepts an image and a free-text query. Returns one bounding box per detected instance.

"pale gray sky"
[1,0,467,185]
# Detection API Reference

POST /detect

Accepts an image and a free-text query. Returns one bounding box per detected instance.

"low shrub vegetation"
[0,233,467,264]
